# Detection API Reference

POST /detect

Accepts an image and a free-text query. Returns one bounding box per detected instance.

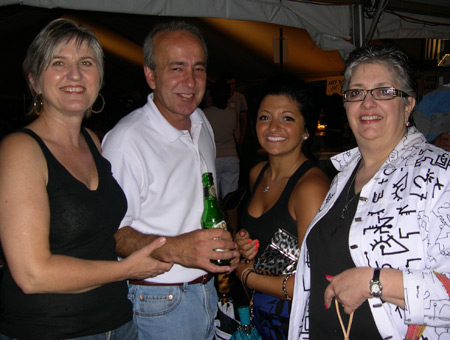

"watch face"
[370,280,382,297]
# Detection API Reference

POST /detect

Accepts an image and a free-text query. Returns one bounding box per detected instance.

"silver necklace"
[263,158,303,193]
[341,167,360,219]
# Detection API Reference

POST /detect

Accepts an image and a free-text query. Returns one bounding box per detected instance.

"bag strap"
[405,325,427,340]
[335,299,353,340]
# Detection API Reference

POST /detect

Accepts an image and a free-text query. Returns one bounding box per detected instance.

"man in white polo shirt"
[102,21,238,340]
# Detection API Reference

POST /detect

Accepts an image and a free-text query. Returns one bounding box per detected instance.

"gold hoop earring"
[34,94,43,115]
[91,94,105,114]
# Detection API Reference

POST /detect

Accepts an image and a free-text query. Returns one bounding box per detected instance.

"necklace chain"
[263,158,303,193]
[341,165,361,219]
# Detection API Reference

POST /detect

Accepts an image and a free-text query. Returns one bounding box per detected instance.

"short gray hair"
[343,44,417,103]
[142,21,208,70]
[23,18,104,111]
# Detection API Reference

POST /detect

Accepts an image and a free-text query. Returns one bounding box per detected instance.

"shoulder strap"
[80,128,101,159]
[281,159,316,199]
[250,162,270,196]
[16,128,49,152]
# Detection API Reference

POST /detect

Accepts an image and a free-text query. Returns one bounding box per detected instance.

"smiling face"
[31,38,100,118]
[256,94,308,157]
[344,62,415,151]
[145,30,207,130]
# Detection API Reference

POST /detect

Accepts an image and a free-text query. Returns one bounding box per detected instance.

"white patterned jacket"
[288,127,450,340]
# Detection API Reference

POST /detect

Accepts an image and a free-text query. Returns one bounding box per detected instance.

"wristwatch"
[369,268,383,298]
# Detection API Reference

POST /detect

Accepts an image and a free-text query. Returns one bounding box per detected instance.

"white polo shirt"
[102,93,216,283]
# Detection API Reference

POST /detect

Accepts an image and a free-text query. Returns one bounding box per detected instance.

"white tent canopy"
[3,0,450,58]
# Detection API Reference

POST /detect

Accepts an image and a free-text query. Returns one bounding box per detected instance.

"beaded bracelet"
[282,273,293,300]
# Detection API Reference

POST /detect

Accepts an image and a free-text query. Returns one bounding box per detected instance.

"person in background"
[204,79,240,201]
[102,21,238,340]
[413,82,450,151]
[323,93,348,150]
[235,75,330,340]
[221,71,248,146]
[0,18,171,340]
[288,44,450,340]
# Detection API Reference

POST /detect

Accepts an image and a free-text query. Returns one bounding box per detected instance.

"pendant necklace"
[341,165,361,219]
[263,158,303,193]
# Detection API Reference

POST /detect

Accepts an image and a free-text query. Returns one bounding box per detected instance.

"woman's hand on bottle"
[234,228,259,261]
[122,237,173,279]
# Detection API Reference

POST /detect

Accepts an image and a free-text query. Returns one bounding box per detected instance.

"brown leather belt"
[129,273,213,287]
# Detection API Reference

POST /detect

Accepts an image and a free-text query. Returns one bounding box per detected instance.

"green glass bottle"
[201,172,230,266]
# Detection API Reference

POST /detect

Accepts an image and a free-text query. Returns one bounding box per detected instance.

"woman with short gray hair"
[289,44,450,340]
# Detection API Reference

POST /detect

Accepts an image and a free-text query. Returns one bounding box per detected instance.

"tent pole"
[352,4,365,48]
[280,28,283,73]
[365,0,389,45]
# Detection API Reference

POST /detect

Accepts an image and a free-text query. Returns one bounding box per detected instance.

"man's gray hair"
[143,21,208,70]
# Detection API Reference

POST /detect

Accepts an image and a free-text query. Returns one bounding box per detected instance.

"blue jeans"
[128,278,218,340]
[0,320,137,340]
[215,156,240,200]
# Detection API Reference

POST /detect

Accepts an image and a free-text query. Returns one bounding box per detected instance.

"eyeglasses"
[343,87,410,102]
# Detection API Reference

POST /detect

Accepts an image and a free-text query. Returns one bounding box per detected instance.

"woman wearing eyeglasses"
[288,44,450,340]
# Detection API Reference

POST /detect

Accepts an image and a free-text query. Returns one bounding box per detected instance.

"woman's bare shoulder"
[0,131,42,157]
[294,166,330,198]
[0,131,46,175]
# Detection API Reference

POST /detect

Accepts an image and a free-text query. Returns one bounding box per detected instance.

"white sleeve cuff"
[403,269,424,324]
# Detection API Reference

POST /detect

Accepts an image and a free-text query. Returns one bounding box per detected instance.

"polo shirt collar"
[145,93,203,142]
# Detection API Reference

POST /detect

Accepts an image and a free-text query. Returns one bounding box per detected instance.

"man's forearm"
[114,226,160,258]
[115,227,236,273]
[115,226,178,263]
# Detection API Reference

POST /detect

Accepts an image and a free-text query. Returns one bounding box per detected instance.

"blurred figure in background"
[323,93,348,150]
[204,79,240,201]
[221,71,248,147]
[413,82,450,151]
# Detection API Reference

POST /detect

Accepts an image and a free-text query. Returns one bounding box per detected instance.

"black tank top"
[0,128,131,340]
[241,160,316,258]
[307,163,382,340]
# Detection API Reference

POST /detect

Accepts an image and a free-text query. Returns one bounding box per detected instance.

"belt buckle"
[202,275,207,284]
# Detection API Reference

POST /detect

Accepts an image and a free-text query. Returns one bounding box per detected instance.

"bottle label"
[213,220,228,254]
[203,185,217,199]
[212,220,227,230]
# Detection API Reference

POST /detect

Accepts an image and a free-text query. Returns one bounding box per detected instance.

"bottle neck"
[204,195,219,210]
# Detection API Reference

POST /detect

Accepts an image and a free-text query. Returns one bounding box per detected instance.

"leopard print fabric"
[254,228,300,276]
